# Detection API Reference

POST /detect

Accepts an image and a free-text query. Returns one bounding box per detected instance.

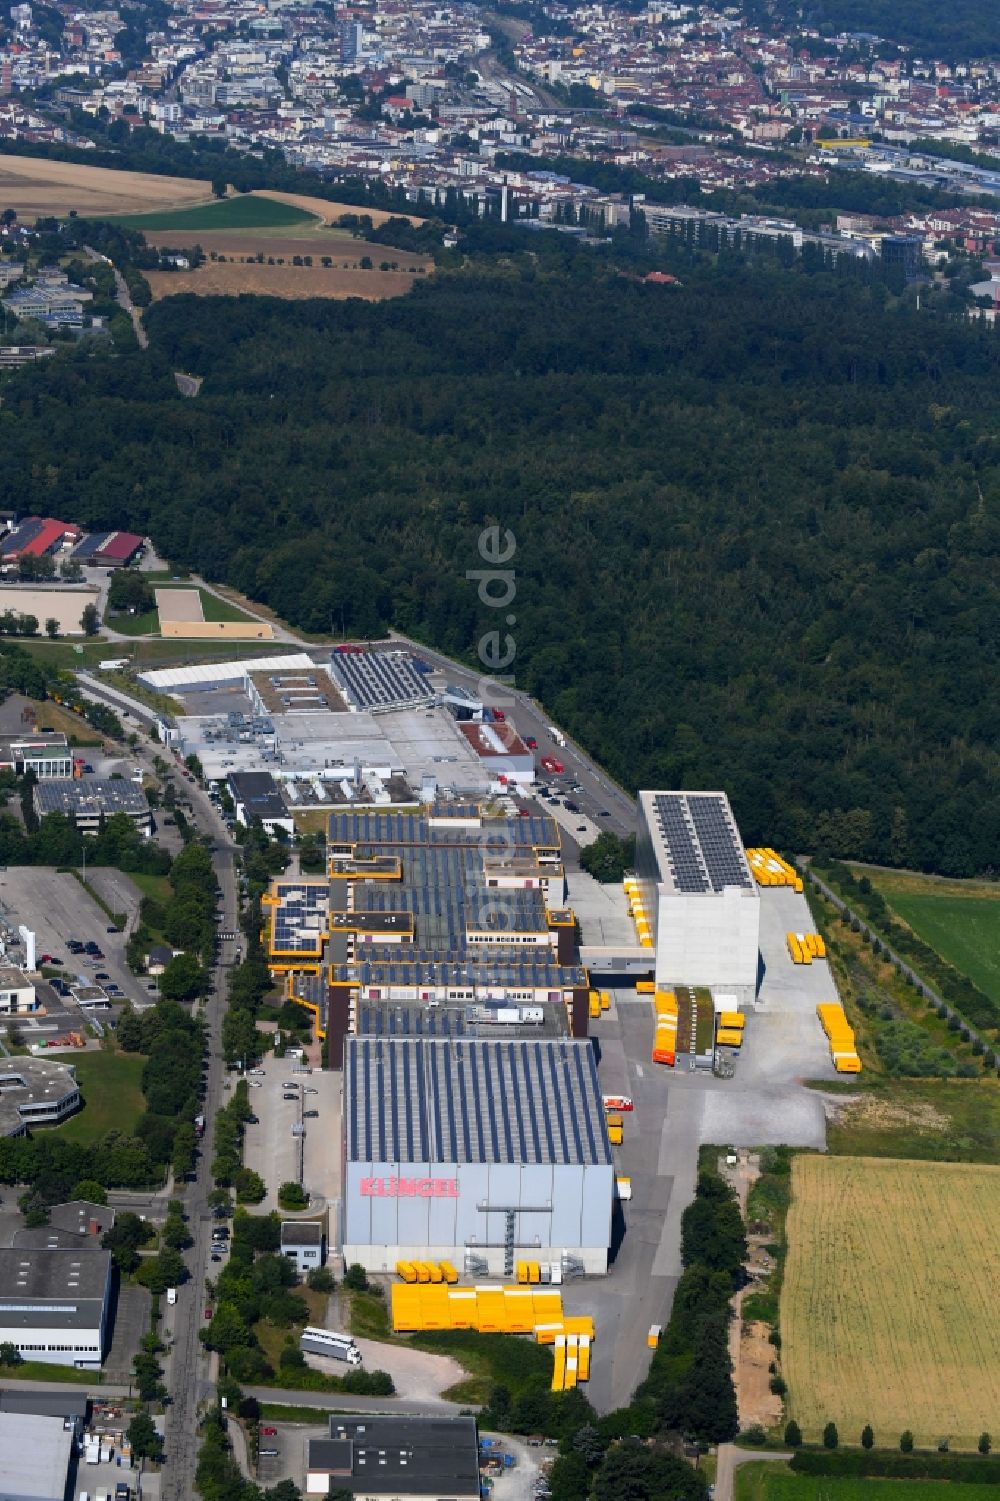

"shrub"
[743,1425,768,1446]
[277,1181,308,1211]
[861,1425,874,1450]
[900,1431,914,1453]
[769,1376,787,1396]
[823,1422,839,1450]
[979,1433,991,1455]
[784,1421,802,1447]
[343,1263,370,1292]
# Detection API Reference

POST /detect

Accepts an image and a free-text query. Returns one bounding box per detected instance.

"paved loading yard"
[572,882,832,1413]
[240,1063,341,1214]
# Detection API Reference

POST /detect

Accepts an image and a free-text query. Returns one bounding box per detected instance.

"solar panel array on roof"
[272,882,329,951]
[652,792,752,893]
[688,794,752,890]
[346,1037,611,1166]
[329,651,434,712]
[327,810,559,850]
[654,794,709,892]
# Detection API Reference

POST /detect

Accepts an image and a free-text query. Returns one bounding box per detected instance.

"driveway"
[716,1444,790,1501]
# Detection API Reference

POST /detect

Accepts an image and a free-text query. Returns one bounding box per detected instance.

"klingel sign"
[360,1176,459,1198]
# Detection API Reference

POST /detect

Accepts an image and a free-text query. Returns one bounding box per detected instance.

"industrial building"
[145,649,531,801]
[33,777,152,836]
[306,1414,480,1499]
[0,1410,75,1501]
[0,516,80,561]
[71,529,144,567]
[267,805,587,1061]
[634,790,760,1005]
[0,1246,111,1366]
[0,1057,80,1137]
[228,770,295,837]
[0,965,36,1015]
[0,733,73,780]
[342,1034,614,1276]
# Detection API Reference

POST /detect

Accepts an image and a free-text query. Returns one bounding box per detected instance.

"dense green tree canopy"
[1,260,998,875]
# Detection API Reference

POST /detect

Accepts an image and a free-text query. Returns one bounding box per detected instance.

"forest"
[0,251,999,876]
[743,0,999,58]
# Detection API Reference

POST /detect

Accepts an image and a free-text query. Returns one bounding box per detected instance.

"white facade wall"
[653,886,759,1002]
[1,1322,104,1366]
[342,1159,612,1275]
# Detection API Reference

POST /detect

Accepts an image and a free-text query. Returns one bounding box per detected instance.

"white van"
[166,1287,177,1306]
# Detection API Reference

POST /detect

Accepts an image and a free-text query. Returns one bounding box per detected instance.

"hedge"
[790,1449,1000,1482]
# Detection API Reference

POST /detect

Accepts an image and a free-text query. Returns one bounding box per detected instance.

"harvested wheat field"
[781,1155,1000,1448]
[0,155,212,218]
[255,189,422,227]
[146,261,427,302]
[146,230,430,270]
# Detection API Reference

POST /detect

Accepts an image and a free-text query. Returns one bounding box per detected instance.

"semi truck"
[546,725,567,748]
[299,1327,363,1365]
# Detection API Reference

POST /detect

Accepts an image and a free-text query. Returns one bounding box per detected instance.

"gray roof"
[345,1037,611,1167]
[0,1390,87,1420]
[0,1411,74,1501]
[0,1057,79,1139]
[0,1247,110,1331]
[280,1220,323,1247]
[228,770,288,820]
[34,777,148,819]
[308,1414,479,1497]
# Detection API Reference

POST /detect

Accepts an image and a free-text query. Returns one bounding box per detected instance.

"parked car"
[525,736,537,749]
[249,1069,266,1077]
[95,972,110,981]
[248,1081,262,1089]
[304,1087,318,1095]
[304,1110,319,1119]
[283,1092,298,1101]
[260,1426,277,1437]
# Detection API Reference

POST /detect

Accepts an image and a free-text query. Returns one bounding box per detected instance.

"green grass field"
[735,1465,1000,1501]
[114,195,315,231]
[821,1077,1000,1162]
[54,1049,146,1144]
[856,867,1000,1006]
[0,1359,103,1385]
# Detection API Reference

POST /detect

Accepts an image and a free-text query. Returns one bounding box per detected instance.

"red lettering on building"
[360,1176,459,1198]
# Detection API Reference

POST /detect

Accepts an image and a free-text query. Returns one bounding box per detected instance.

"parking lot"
[0,867,155,1027]
[240,1063,341,1214]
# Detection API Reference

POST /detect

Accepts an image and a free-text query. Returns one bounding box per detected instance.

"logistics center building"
[342,1034,614,1277]
[635,790,760,1005]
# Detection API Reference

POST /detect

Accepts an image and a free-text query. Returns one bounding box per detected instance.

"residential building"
[281,1219,325,1275]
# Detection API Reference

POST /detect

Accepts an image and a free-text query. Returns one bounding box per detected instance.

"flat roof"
[0,1411,74,1501]
[34,777,148,819]
[309,1414,479,1497]
[0,1056,79,1138]
[0,964,31,990]
[457,720,530,758]
[228,769,289,820]
[0,1246,110,1331]
[357,999,569,1041]
[345,1036,611,1167]
[639,789,753,895]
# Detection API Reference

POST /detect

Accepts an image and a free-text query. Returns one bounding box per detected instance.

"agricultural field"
[781,1155,1000,1448]
[145,260,427,303]
[255,189,422,227]
[734,1465,1000,1501]
[853,865,1000,1007]
[114,194,314,231]
[0,154,211,218]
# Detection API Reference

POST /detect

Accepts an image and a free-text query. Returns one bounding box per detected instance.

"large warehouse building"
[342,1034,614,1276]
[635,790,760,1004]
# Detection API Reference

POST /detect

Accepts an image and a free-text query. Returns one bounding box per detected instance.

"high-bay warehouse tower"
[634,790,760,1004]
[342,1034,614,1276]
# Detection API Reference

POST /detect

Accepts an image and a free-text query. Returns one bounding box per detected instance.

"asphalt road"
[384,629,637,838]
[144,754,240,1500]
[243,1385,466,1414]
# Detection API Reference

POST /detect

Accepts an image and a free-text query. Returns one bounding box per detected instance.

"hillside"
[0,257,998,876]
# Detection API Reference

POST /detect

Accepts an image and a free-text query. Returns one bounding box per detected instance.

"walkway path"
[716,1444,790,1501]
